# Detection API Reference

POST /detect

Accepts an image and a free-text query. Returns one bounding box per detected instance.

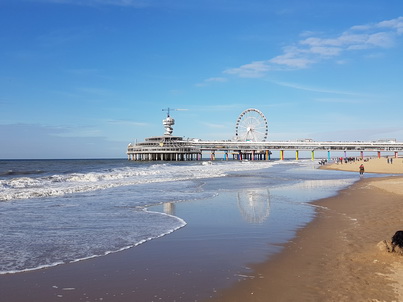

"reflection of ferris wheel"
[237,189,271,224]
[235,108,268,142]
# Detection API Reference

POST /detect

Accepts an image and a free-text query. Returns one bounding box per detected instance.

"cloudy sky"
[1,0,403,158]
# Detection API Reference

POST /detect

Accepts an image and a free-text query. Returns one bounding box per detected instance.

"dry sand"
[209,158,403,302]
[322,156,403,174]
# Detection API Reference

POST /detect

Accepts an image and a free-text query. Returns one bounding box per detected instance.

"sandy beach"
[2,158,403,302]
[210,158,403,302]
[321,156,403,174]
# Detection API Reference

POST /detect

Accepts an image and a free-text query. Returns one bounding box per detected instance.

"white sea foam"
[0,208,186,275]
[0,159,357,276]
[0,161,277,201]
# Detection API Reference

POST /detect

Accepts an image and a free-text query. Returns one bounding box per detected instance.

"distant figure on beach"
[359,164,365,175]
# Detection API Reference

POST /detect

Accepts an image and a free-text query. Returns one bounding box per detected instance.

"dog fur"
[391,230,403,252]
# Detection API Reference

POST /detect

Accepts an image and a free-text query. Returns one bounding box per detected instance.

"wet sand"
[0,190,299,302]
[210,158,403,302]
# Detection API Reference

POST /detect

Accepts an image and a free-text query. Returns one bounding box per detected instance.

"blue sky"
[1,0,403,159]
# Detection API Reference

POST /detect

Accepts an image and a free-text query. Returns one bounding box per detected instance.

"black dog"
[391,230,403,251]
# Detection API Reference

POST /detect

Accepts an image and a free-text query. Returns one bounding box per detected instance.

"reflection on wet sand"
[237,189,270,223]
[161,188,271,224]
[163,202,176,215]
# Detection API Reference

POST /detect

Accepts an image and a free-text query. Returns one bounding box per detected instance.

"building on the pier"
[127,111,201,161]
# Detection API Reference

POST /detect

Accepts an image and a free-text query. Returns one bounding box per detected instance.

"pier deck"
[128,139,403,161]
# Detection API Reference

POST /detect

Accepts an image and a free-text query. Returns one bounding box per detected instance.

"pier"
[127,108,403,161]
[191,140,403,161]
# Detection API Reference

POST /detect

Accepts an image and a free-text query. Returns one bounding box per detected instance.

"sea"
[0,158,360,276]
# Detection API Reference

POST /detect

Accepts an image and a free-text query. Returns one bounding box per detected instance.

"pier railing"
[191,140,403,152]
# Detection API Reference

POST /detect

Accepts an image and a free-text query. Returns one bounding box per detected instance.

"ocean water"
[0,159,358,275]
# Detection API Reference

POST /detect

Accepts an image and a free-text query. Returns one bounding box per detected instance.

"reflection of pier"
[161,190,270,224]
[237,189,271,224]
[127,108,403,161]
[163,202,176,216]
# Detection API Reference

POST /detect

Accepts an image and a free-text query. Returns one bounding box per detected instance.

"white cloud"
[224,60,271,78]
[269,55,313,69]
[314,97,363,104]
[269,47,315,69]
[226,16,403,78]
[270,80,367,96]
[309,46,341,56]
[205,77,228,83]
[196,77,228,87]
[366,32,395,48]
[377,16,403,33]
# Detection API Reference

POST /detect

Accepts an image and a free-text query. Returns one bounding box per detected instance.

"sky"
[1,0,403,159]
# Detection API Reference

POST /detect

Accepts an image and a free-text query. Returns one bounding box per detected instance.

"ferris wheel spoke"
[253,128,266,134]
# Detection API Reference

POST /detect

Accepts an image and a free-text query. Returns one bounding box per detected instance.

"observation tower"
[127,109,201,161]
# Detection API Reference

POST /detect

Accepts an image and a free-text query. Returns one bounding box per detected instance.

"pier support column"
[327,151,331,161]
[311,150,315,161]
[378,151,381,159]
[280,150,284,160]
[252,151,255,161]
[266,150,270,160]
[295,150,299,161]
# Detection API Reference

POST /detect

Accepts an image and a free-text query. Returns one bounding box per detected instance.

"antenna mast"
[161,108,188,136]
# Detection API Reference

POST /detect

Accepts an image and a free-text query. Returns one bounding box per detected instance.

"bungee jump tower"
[127,109,201,161]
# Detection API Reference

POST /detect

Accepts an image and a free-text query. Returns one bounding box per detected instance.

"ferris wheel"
[235,108,268,142]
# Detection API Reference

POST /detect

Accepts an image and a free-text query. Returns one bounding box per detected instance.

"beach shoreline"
[2,159,403,301]
[209,159,403,301]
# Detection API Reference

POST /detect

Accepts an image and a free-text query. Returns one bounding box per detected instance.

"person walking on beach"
[359,164,365,176]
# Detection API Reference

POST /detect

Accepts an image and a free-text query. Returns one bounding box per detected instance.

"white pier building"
[127,111,201,161]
